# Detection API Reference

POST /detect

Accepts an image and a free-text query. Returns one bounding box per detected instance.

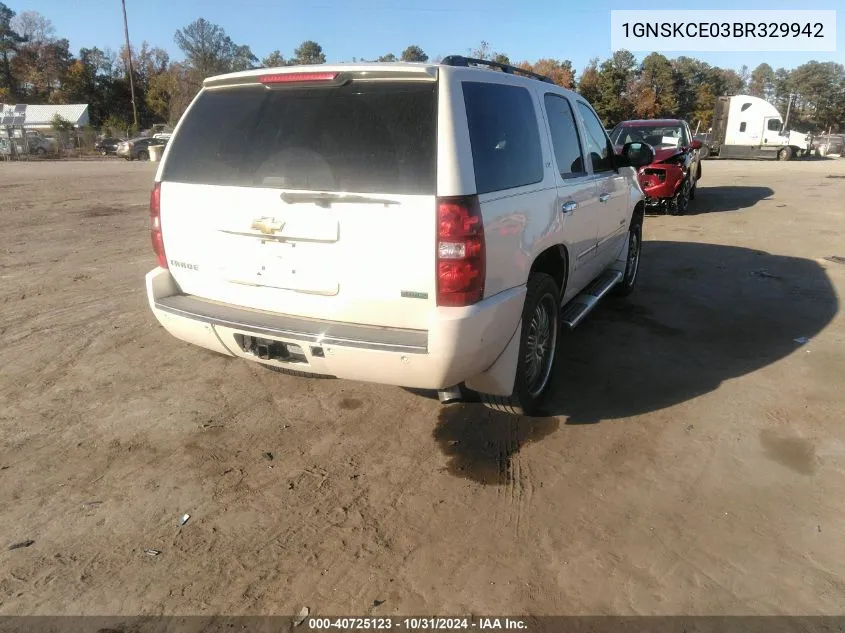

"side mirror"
[690,139,703,150]
[621,141,655,168]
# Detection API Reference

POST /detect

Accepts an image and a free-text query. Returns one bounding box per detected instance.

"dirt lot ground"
[1,157,844,618]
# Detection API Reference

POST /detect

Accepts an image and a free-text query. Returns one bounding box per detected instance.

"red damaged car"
[609,119,703,215]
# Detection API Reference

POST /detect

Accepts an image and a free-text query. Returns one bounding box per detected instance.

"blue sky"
[10,0,844,74]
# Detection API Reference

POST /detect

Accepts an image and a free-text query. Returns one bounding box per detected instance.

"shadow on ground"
[433,240,837,482]
[686,185,775,214]
[643,185,774,216]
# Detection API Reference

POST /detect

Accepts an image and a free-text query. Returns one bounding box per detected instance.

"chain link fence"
[2,123,173,161]
[1,126,117,161]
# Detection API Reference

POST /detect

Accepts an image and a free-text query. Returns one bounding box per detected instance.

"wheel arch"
[464,248,567,400]
[632,200,645,226]
[528,244,568,296]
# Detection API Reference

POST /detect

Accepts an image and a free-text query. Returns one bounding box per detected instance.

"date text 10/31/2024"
[307,618,528,630]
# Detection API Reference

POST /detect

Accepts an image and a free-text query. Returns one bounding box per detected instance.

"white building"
[0,104,90,131]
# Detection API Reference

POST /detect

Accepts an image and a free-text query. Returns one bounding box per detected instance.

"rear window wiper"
[280,192,399,208]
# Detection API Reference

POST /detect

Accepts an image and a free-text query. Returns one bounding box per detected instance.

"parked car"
[31,138,56,155]
[117,136,167,161]
[22,131,59,156]
[95,137,124,155]
[148,124,174,139]
[815,133,845,157]
[145,57,654,415]
[610,118,703,215]
[693,132,712,158]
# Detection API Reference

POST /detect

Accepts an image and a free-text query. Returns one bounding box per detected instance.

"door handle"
[562,201,578,214]
[599,193,610,203]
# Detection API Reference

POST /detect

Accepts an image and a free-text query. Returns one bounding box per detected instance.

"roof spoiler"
[203,66,437,89]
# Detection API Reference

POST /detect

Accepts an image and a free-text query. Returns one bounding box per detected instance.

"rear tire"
[481,273,560,416]
[137,150,150,161]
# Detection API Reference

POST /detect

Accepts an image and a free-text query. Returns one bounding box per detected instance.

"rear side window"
[462,82,543,195]
[161,82,436,195]
[544,94,586,178]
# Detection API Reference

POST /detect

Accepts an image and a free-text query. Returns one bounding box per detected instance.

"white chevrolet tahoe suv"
[145,57,654,415]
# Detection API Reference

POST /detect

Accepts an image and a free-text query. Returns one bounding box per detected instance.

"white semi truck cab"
[707,95,812,161]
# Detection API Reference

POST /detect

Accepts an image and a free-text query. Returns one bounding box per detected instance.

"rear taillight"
[436,195,485,307]
[149,182,167,269]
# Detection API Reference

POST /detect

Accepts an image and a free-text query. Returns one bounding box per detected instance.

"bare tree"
[11,10,54,45]
[470,41,491,60]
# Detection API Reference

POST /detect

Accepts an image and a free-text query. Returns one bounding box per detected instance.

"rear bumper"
[146,268,525,391]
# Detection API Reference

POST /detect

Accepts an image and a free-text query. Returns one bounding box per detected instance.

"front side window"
[768,119,782,131]
[576,101,614,173]
[462,81,544,194]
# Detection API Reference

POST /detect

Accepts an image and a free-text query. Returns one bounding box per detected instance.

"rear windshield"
[161,81,437,195]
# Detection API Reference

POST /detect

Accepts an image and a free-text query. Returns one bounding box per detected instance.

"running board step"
[561,270,623,329]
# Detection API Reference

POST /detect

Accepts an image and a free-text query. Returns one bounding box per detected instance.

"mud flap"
[463,319,522,397]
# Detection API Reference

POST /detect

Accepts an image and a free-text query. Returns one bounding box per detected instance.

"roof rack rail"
[440,55,555,84]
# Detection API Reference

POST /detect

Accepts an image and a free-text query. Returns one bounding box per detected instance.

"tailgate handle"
[280,192,400,207]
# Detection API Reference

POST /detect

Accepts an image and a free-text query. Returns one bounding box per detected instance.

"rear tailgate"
[158,70,438,331]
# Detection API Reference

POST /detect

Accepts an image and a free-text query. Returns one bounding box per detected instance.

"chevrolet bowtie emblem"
[251,217,285,234]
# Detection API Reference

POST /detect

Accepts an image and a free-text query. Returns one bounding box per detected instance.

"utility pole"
[783,92,795,132]
[121,0,138,129]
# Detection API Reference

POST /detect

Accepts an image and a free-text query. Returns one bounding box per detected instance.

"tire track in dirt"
[431,404,555,539]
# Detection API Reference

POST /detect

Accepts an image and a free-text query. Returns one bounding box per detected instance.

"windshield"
[613,124,689,149]
[161,81,437,195]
